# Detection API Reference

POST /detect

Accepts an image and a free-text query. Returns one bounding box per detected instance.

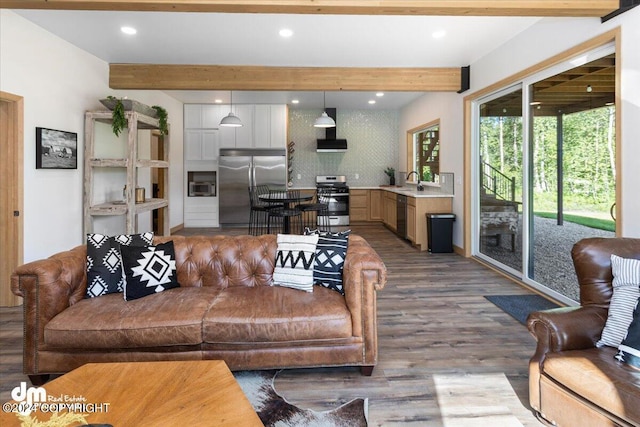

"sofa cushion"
[121,241,180,301]
[597,254,640,348]
[86,232,154,298]
[273,233,319,292]
[543,347,640,424]
[202,286,352,343]
[45,287,222,349]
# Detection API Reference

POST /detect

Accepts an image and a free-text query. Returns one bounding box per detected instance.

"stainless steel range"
[316,175,350,226]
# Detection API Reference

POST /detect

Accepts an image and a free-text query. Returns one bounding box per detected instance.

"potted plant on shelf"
[101,96,169,137]
[384,167,396,186]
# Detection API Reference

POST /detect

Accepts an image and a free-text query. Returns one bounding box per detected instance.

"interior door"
[0,92,23,307]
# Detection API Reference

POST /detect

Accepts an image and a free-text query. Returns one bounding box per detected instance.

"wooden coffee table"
[1,360,263,426]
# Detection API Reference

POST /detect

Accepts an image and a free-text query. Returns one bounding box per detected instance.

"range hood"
[317,108,347,152]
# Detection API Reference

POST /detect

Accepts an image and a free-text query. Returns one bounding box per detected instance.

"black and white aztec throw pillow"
[615,296,640,369]
[305,228,351,295]
[121,241,179,301]
[272,233,319,292]
[85,232,154,298]
[597,254,640,348]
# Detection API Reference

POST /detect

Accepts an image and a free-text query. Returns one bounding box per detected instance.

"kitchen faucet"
[406,171,424,191]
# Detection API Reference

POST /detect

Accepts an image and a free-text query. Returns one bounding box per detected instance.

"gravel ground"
[481,215,614,302]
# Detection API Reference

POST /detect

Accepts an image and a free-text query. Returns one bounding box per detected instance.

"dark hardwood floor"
[0,224,543,426]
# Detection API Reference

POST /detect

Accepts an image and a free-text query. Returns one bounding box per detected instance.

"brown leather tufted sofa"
[527,237,640,427]
[11,234,387,386]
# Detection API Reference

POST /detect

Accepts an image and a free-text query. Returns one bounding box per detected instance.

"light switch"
[297,174,301,180]
[355,173,359,179]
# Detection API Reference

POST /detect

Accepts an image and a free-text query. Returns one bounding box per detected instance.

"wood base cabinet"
[382,191,397,231]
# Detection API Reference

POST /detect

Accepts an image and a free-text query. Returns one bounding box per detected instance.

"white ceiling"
[14,9,540,109]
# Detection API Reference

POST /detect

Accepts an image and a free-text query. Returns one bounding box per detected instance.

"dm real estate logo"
[4,382,111,416]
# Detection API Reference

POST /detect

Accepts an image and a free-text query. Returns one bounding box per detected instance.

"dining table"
[258,191,313,233]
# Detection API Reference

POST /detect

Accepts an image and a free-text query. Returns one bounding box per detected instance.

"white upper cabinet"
[201,130,219,160]
[202,104,227,129]
[184,104,203,129]
[184,104,287,149]
[234,105,254,148]
[185,129,218,161]
[254,105,287,148]
[270,105,287,148]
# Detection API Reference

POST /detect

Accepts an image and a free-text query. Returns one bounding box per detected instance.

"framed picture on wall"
[36,127,78,169]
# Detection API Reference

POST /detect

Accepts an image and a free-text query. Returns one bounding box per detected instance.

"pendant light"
[314,92,336,128]
[220,91,243,127]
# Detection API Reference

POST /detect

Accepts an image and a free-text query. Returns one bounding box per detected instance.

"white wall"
[400,8,640,245]
[399,93,464,247]
[0,10,184,262]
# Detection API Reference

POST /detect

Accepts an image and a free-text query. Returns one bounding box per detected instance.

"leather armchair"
[527,237,640,426]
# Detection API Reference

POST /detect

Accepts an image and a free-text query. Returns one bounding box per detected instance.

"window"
[409,121,440,182]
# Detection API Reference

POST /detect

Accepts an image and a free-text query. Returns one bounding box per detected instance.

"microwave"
[189,181,215,197]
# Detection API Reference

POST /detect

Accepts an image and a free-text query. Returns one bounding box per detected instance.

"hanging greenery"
[107,95,128,137]
[152,105,169,135]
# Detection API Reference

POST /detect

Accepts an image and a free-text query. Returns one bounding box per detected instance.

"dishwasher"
[396,194,407,239]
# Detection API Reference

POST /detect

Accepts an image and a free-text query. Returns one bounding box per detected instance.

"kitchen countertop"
[352,185,454,198]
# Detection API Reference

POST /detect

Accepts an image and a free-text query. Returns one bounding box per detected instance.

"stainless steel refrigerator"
[219,148,287,226]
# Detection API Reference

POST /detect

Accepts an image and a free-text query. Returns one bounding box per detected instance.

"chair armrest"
[10,245,87,374]
[527,305,607,354]
[526,305,607,412]
[342,235,387,366]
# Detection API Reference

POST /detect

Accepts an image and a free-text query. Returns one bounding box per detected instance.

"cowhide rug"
[234,370,368,427]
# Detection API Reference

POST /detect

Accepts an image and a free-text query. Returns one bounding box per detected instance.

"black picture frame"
[36,127,78,169]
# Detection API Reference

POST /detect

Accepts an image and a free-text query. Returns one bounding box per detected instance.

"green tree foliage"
[480,106,615,214]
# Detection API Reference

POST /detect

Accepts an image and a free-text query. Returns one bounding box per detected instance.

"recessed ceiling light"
[432,30,446,39]
[214,99,223,103]
[376,92,384,97]
[279,28,293,38]
[121,26,137,35]
[291,99,299,104]
[368,100,376,105]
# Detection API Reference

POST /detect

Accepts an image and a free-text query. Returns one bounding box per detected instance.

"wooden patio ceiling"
[480,54,615,117]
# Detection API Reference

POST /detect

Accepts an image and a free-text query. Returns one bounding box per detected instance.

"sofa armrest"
[526,305,607,412]
[10,245,87,373]
[342,235,387,366]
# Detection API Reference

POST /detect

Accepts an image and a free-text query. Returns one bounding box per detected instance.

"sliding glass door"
[476,87,524,277]
[472,46,616,304]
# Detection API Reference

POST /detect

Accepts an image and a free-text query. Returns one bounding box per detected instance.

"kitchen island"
[350,186,453,251]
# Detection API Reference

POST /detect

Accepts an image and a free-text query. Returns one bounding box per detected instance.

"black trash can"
[426,213,455,253]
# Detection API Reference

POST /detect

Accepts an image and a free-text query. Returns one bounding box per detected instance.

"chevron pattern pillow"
[305,228,351,295]
[85,232,154,298]
[597,255,640,348]
[273,233,319,292]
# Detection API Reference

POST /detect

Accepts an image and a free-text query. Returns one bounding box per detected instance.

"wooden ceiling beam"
[0,0,618,17]
[109,64,462,92]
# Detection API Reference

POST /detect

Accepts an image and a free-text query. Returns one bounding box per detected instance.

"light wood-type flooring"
[0,224,544,426]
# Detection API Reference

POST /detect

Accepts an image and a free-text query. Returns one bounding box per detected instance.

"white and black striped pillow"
[272,234,319,292]
[596,254,640,348]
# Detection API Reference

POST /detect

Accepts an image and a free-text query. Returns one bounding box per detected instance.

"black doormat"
[485,294,561,325]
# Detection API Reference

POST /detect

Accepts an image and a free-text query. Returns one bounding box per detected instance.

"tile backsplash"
[288,108,399,187]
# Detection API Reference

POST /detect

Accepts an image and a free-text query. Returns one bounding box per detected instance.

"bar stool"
[298,187,331,232]
[248,185,272,235]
